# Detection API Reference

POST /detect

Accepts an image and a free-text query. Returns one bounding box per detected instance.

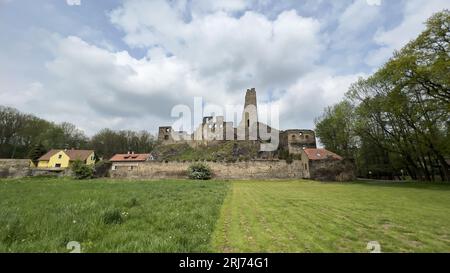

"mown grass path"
[211,180,450,252]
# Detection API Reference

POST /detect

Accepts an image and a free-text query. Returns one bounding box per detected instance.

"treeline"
[0,106,156,160]
[91,128,156,159]
[315,10,450,181]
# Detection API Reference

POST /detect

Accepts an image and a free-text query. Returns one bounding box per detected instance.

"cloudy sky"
[0,0,448,135]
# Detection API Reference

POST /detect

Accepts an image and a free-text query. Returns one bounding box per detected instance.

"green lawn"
[0,177,228,252]
[1,178,449,253]
[212,180,450,253]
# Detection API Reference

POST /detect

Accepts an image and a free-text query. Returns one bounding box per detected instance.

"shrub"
[102,209,123,225]
[71,160,94,180]
[94,160,112,178]
[187,163,212,180]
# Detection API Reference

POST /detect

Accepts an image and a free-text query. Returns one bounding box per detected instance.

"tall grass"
[0,177,229,252]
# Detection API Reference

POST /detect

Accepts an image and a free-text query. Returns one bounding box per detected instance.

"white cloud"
[190,0,250,14]
[1,0,448,136]
[41,36,208,132]
[66,0,81,6]
[337,0,381,36]
[1,33,202,134]
[0,81,42,107]
[366,0,449,67]
[110,0,324,94]
[277,70,366,129]
[366,0,381,6]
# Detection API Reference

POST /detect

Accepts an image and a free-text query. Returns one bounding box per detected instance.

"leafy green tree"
[28,143,47,165]
[315,100,357,159]
[0,106,26,158]
[315,10,449,181]
[90,129,156,159]
[345,10,450,181]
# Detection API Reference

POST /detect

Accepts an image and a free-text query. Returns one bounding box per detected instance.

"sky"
[0,0,448,136]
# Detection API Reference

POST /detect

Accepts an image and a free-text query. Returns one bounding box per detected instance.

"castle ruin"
[158,88,316,156]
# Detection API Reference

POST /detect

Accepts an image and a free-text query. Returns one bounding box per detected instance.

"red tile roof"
[38,149,60,161]
[109,153,152,162]
[38,149,94,161]
[65,150,95,161]
[303,148,343,161]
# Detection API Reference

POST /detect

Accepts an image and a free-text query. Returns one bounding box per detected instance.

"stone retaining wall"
[111,160,305,180]
[0,159,31,178]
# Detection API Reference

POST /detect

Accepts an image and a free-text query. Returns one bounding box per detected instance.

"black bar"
[0,253,447,272]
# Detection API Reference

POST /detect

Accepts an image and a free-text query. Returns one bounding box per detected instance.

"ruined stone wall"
[0,159,31,178]
[158,126,174,143]
[111,160,305,180]
[309,159,356,182]
[280,130,317,155]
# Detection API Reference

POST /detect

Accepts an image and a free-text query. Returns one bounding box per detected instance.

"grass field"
[212,181,450,252]
[1,178,449,252]
[0,177,228,252]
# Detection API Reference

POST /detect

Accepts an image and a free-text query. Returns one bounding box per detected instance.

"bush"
[102,209,123,225]
[94,160,112,178]
[188,163,212,180]
[71,160,94,180]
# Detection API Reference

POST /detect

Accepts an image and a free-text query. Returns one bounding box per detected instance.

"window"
[247,119,250,127]
[112,165,117,170]
[292,135,296,140]
[55,163,61,168]
[128,166,134,171]
[164,135,169,140]
[58,154,62,159]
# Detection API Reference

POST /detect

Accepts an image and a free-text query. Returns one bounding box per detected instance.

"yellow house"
[37,149,96,169]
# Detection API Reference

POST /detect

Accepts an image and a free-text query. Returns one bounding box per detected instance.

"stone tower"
[244,88,257,111]
[158,126,174,143]
[240,88,258,140]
